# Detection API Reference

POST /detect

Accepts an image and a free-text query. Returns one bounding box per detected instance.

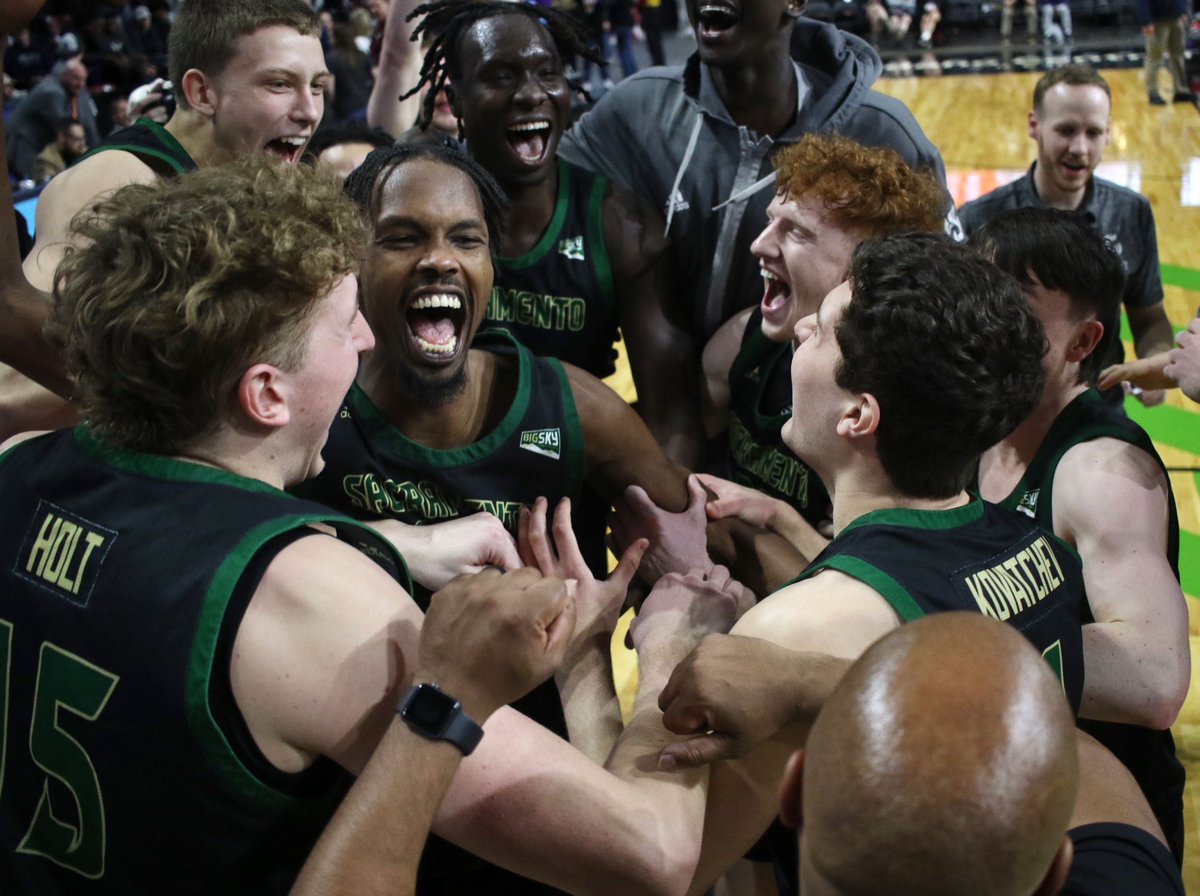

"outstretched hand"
[1097,355,1175,393]
[610,474,712,583]
[416,567,574,720]
[695,472,784,528]
[519,496,646,641]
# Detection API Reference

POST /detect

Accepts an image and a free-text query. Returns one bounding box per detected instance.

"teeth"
[509,121,551,133]
[277,136,306,146]
[761,268,780,281]
[415,334,459,354]
[411,294,462,311]
[699,4,732,13]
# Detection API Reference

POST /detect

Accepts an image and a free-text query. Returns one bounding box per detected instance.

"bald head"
[59,60,88,96]
[795,613,1078,896]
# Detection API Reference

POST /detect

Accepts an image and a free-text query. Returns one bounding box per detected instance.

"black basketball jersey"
[303,330,587,537]
[794,495,1087,713]
[726,309,830,526]
[487,158,619,378]
[0,426,409,894]
[77,118,196,177]
[988,387,1185,863]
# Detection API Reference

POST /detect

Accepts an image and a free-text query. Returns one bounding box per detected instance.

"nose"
[293,87,322,127]
[416,236,461,276]
[751,220,779,260]
[514,71,548,108]
[353,308,376,353]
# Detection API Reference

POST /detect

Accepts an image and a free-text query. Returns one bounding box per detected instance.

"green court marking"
[1162,264,1200,294]
[1126,401,1200,457]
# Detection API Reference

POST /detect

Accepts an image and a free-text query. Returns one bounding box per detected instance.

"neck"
[358,350,502,449]
[164,110,220,168]
[982,379,1087,482]
[830,478,971,536]
[173,431,293,491]
[1031,162,1087,211]
[708,40,797,136]
[497,163,558,257]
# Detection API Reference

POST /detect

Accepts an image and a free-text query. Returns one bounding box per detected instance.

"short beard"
[395,359,468,407]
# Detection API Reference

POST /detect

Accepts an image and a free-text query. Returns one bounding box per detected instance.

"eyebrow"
[259,66,332,82]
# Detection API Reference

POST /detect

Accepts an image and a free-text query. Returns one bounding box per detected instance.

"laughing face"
[453,14,570,187]
[202,25,328,165]
[750,192,864,343]
[687,0,795,67]
[1028,82,1110,204]
[359,158,494,404]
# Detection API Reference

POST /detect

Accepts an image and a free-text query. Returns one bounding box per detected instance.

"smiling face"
[453,14,570,188]
[1028,83,1110,204]
[202,25,329,165]
[751,193,864,344]
[359,158,494,403]
[687,0,794,67]
[781,281,855,478]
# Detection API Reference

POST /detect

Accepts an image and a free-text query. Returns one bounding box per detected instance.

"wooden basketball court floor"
[603,65,1200,888]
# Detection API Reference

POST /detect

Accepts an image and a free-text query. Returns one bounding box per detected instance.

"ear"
[1066,319,1104,366]
[1032,836,1073,896]
[779,749,805,828]
[1027,109,1039,140]
[180,68,215,116]
[836,392,880,441]
[237,363,291,430]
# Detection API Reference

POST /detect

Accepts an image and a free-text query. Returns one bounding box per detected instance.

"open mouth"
[265,135,308,164]
[406,292,467,360]
[506,120,554,164]
[696,1,741,37]
[761,267,791,320]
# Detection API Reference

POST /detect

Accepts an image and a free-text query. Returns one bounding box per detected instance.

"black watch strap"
[397,683,484,756]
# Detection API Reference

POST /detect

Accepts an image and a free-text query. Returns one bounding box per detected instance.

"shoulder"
[733,568,901,658]
[1052,436,1169,541]
[958,178,1024,229]
[1090,176,1155,220]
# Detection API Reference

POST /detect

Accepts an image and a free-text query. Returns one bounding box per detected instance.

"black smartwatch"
[397,683,483,756]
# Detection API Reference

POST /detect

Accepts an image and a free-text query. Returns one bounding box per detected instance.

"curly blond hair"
[50,158,367,454]
[772,134,945,237]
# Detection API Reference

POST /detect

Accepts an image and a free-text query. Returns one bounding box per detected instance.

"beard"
[394,357,469,407]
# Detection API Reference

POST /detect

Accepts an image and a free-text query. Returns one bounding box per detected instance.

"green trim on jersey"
[548,356,587,491]
[836,494,985,536]
[496,158,573,269]
[800,554,925,622]
[585,167,615,306]
[74,426,290,497]
[347,329,534,466]
[77,118,194,175]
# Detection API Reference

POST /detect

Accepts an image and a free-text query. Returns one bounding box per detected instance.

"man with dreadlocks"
[295,138,696,894]
[401,0,703,465]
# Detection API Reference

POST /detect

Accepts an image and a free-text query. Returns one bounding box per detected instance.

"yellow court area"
[607,66,1200,886]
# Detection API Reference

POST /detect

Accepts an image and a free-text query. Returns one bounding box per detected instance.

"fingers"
[1136,388,1166,407]
[549,497,583,576]
[610,537,649,593]
[1096,363,1125,391]
[519,497,557,573]
[685,474,709,513]
[658,733,739,770]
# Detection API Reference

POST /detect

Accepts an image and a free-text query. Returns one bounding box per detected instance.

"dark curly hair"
[343,140,510,250]
[835,233,1047,498]
[404,0,599,128]
[968,207,1125,388]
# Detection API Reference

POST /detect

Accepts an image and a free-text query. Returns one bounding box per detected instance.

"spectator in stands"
[4,58,98,183]
[326,22,374,123]
[3,26,54,91]
[33,117,87,182]
[1136,0,1192,104]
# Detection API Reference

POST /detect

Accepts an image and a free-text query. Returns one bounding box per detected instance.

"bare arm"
[366,0,424,137]
[605,185,703,468]
[1127,303,1175,361]
[569,362,690,512]
[700,308,751,439]
[367,513,523,591]
[682,572,901,893]
[1070,730,1167,842]
[1053,439,1190,729]
[236,533,709,896]
[291,565,577,896]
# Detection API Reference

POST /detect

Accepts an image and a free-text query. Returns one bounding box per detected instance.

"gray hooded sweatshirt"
[559,18,956,341]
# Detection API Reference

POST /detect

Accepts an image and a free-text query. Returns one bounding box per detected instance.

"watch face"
[402,685,456,734]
